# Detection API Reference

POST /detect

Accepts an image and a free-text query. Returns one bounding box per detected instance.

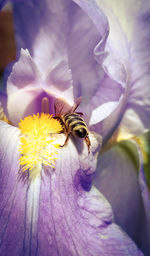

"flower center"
[19,113,63,172]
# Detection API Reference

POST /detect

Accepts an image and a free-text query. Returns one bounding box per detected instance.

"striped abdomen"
[62,113,88,138]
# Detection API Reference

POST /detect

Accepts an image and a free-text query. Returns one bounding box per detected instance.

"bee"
[54,97,91,153]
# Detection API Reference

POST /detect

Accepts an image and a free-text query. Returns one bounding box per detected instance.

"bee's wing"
[69,96,82,113]
[54,96,82,115]
[54,98,72,116]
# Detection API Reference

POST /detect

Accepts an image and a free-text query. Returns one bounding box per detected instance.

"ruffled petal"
[130,0,150,81]
[120,1,150,136]
[87,91,127,143]
[73,0,149,144]
[66,0,125,128]
[68,0,108,101]
[86,76,124,126]
[99,0,150,137]
[67,0,128,141]
[0,122,143,255]
[96,0,131,63]
[97,0,141,41]
[71,0,127,92]
[5,0,150,141]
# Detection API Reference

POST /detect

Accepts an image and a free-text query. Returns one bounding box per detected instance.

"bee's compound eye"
[74,128,87,138]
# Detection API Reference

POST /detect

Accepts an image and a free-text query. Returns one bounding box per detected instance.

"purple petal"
[72,0,147,144]
[86,76,124,126]
[123,8,150,135]
[7,87,54,125]
[88,92,127,142]
[66,0,125,128]
[95,0,131,62]
[12,0,106,102]
[11,0,128,138]
[94,143,143,242]
[130,0,150,80]
[0,121,28,255]
[68,0,108,101]
[6,48,49,124]
[9,1,74,107]
[94,140,150,255]
[6,49,74,125]
[72,0,128,86]
[7,48,73,94]
[7,49,41,90]
[111,0,150,136]
[69,0,150,140]
[13,0,70,74]
[0,122,143,255]
[67,0,128,139]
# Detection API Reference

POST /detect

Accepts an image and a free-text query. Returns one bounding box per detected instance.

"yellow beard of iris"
[19,113,63,173]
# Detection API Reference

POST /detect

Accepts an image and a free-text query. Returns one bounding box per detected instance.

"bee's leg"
[60,133,70,147]
[85,135,91,154]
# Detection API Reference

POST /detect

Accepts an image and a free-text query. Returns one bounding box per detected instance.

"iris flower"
[0,0,150,255]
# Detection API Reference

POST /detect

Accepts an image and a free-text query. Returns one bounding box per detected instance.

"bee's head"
[74,128,87,138]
